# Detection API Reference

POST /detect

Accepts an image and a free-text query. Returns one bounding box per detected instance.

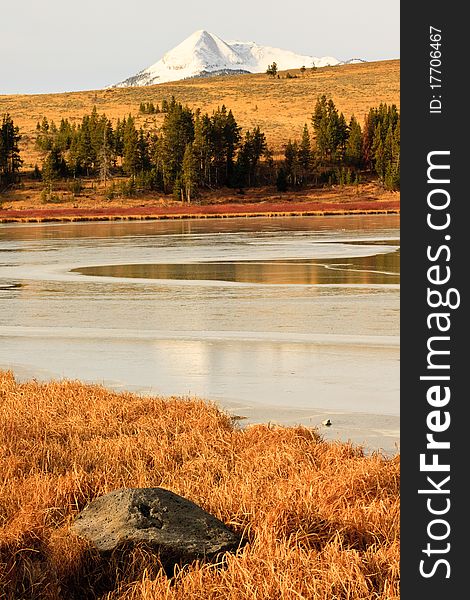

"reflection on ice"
[72,248,400,286]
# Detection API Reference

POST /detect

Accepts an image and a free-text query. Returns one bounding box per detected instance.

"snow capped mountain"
[113,30,341,88]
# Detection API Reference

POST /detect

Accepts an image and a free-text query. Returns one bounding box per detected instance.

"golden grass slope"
[0,370,400,599]
[0,60,399,169]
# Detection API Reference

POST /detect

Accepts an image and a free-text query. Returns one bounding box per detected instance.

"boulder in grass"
[71,487,241,567]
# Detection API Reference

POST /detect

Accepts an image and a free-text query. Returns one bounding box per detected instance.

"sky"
[0,0,399,95]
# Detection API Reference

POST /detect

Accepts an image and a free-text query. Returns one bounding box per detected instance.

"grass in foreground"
[0,371,399,599]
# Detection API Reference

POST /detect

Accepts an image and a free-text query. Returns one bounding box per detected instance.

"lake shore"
[0,182,399,223]
[0,370,400,599]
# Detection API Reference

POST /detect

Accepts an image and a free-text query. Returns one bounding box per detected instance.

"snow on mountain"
[337,58,367,65]
[225,38,338,71]
[113,30,341,88]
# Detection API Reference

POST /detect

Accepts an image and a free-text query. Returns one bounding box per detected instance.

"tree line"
[1,96,400,200]
[34,99,269,201]
[278,95,400,191]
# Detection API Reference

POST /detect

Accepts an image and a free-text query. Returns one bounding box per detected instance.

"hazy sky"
[0,0,399,95]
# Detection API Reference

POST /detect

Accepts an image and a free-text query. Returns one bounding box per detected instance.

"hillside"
[0,59,399,171]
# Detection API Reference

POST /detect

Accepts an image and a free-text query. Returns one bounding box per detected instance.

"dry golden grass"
[0,60,399,170]
[0,370,399,599]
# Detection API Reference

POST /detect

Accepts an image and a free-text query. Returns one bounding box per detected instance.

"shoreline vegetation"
[0,181,399,223]
[0,201,399,224]
[0,371,400,599]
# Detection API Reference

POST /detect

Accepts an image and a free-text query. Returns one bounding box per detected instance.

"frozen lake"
[0,214,400,453]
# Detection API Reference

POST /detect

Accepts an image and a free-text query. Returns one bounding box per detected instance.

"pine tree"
[384,119,400,190]
[366,105,400,190]
[223,109,241,185]
[312,96,348,164]
[137,129,151,173]
[56,119,74,152]
[284,140,301,187]
[345,116,363,167]
[42,147,67,186]
[311,95,329,162]
[391,118,400,189]
[77,116,95,175]
[363,103,399,174]
[372,123,386,181]
[209,106,227,186]
[236,127,267,187]
[208,106,241,186]
[266,62,278,77]
[160,100,194,191]
[192,112,212,187]
[299,124,312,171]
[97,120,114,189]
[276,167,288,191]
[0,114,23,189]
[182,142,199,203]
[114,118,125,160]
[362,108,377,170]
[172,173,183,201]
[335,112,348,161]
[325,99,347,161]
[123,115,139,176]
[40,117,49,133]
[35,117,54,153]
[262,146,275,184]
[68,135,81,176]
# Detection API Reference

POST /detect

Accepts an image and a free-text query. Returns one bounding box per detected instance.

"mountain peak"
[192,29,212,39]
[160,29,242,71]
[113,31,343,88]
[184,29,218,47]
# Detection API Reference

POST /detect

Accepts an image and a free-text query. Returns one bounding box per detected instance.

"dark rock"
[71,487,241,567]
